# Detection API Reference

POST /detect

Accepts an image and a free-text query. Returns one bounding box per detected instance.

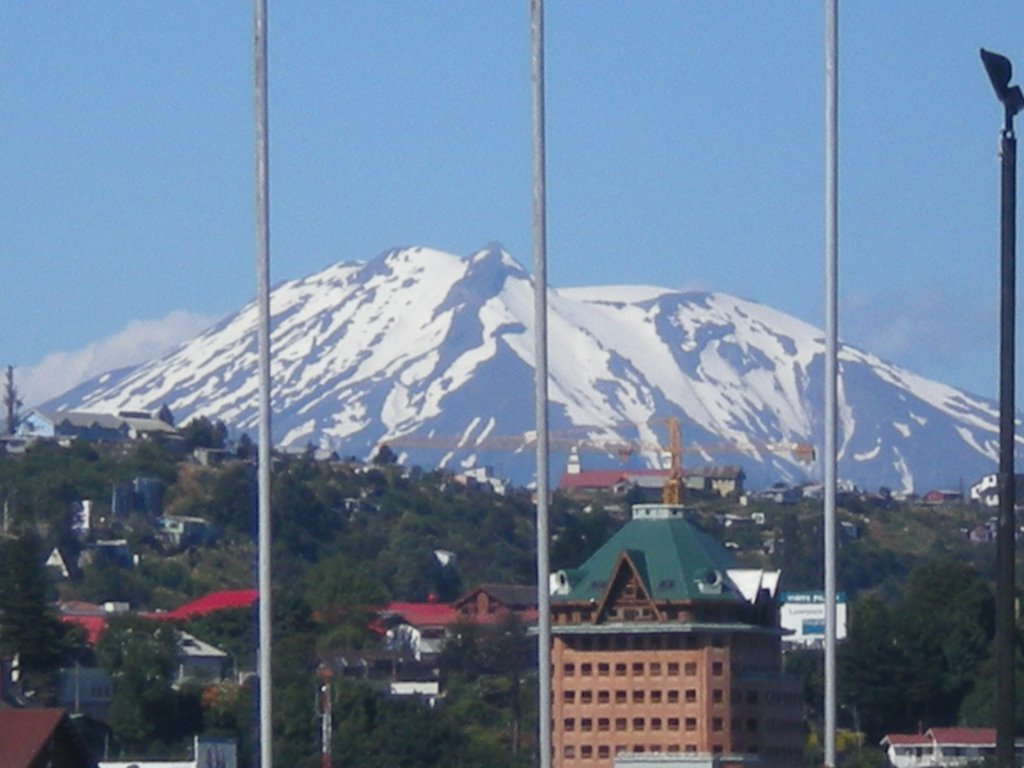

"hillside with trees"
[0,430,1019,766]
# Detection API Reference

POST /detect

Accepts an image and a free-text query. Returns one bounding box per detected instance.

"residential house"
[453,583,538,625]
[880,727,1024,767]
[56,666,114,723]
[98,736,235,768]
[174,632,229,687]
[0,708,97,768]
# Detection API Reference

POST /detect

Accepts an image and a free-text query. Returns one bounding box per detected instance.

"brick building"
[550,504,803,768]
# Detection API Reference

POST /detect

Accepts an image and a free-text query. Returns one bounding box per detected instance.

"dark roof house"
[0,708,96,768]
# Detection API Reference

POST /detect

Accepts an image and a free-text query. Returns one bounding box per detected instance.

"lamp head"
[981,48,1024,118]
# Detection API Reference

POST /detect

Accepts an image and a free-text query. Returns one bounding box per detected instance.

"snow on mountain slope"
[46,244,1013,492]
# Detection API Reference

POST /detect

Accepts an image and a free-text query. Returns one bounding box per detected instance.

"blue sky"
[3,3,1023,406]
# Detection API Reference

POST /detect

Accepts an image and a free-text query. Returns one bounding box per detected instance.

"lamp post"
[981,47,1023,768]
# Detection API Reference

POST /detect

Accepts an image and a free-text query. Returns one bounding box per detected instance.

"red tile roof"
[379,601,459,627]
[0,708,68,768]
[60,614,108,646]
[881,733,930,746]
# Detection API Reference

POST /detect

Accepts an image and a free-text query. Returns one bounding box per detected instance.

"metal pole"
[530,2,552,767]
[823,1,839,766]
[996,106,1017,768]
[253,1,274,766]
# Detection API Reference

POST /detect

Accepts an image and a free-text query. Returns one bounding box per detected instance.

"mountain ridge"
[43,244,1011,493]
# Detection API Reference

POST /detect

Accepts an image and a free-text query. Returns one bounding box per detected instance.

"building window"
[633,718,645,731]
[685,745,698,753]
[564,746,575,759]
[650,661,662,675]
[713,744,724,754]
[685,662,697,676]
[712,717,724,732]
[632,690,645,703]
[615,662,627,676]
[651,718,663,731]
[668,717,680,730]
[712,661,723,676]
[598,746,610,759]
[565,718,576,731]
[581,663,593,676]
[685,689,697,703]
[598,690,610,703]
[564,663,575,677]
[667,662,680,675]
[650,690,663,703]
[598,662,610,676]
[685,718,697,732]
[712,689,723,703]
[581,746,593,758]
[563,691,576,703]
[598,718,610,732]
[616,690,627,703]
[581,718,593,732]
[632,662,644,675]
[615,718,627,731]
[580,690,593,704]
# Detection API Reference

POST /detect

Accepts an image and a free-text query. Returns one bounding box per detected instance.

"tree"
[0,532,69,691]
[372,444,398,466]
[3,365,23,436]
[181,416,228,450]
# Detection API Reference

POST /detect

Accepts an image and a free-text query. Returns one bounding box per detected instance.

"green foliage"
[180,416,228,450]
[0,531,73,693]
[97,616,202,756]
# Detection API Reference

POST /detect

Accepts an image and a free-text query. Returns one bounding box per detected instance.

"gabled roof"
[0,708,95,768]
[149,589,258,621]
[552,505,739,604]
[454,584,538,610]
[928,727,997,746]
[379,601,459,628]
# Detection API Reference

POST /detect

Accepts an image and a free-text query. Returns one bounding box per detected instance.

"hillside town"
[0,402,1019,767]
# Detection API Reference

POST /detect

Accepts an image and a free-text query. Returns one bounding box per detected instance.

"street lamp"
[981,46,1021,768]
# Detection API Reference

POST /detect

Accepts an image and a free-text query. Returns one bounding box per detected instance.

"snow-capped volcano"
[46,244,1009,492]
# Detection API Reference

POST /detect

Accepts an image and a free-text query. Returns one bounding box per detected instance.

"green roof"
[552,505,740,604]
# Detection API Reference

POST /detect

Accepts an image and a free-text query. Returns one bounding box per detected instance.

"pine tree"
[3,366,23,436]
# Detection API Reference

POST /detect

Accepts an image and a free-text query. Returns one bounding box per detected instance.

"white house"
[880,727,1024,768]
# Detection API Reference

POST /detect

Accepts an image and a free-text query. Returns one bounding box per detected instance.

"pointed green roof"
[552,505,741,604]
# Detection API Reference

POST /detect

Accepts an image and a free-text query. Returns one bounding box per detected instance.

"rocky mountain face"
[46,244,1008,493]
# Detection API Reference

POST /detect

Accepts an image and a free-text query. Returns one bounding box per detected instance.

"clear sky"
[3,3,1024,407]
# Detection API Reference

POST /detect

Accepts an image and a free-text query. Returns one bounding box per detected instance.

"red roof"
[928,727,997,746]
[559,469,667,491]
[881,733,930,746]
[0,708,68,768]
[379,601,459,627]
[61,614,108,646]
[147,589,259,621]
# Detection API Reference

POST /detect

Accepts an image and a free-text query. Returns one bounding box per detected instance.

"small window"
[712,717,724,732]
[615,718,627,731]
[713,744,724,754]
[633,718,645,731]
[615,690,627,703]
[564,746,576,759]
[667,717,680,730]
[564,663,575,677]
[685,689,697,703]
[651,718,663,731]
[650,690,663,703]
[667,690,679,703]
[598,746,610,759]
[685,718,697,732]
[632,662,644,675]
[632,690,645,703]
[667,661,680,675]
[685,662,697,676]
[581,718,593,732]
[565,718,576,731]
[581,745,593,758]
[598,718,610,732]
[581,663,593,676]
[580,690,593,704]
[712,661,724,676]
[615,662,627,676]
[650,662,662,675]
[685,744,698,753]
[598,662,610,677]
[564,691,576,703]
[598,690,610,703]
[712,689,723,703]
